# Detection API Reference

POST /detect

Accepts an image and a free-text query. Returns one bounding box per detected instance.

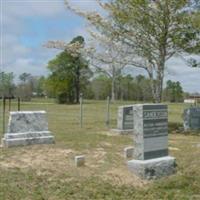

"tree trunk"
[111,77,115,102]
[147,65,164,103]
[154,63,164,103]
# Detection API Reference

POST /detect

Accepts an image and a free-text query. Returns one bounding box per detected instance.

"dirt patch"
[0,145,146,187]
[86,148,107,168]
[0,146,74,176]
[102,167,148,187]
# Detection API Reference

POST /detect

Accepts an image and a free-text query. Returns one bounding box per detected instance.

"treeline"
[0,71,45,101]
[0,71,185,103]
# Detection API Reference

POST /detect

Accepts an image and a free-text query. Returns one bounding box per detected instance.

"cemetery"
[1,0,200,199]
[0,100,200,199]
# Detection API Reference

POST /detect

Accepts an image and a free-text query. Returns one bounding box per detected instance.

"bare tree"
[65,0,196,102]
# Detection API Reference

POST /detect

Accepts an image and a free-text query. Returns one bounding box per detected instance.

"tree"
[45,36,91,104]
[163,80,184,102]
[30,76,46,97]
[65,0,197,103]
[0,71,15,97]
[86,32,131,101]
[90,75,111,100]
[19,73,32,83]
[175,1,200,67]
[16,73,34,101]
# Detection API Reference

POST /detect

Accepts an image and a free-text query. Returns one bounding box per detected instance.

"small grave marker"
[75,155,85,167]
[124,146,134,158]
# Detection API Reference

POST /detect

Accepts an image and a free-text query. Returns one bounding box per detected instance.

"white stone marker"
[75,155,85,167]
[111,105,134,134]
[124,146,134,158]
[2,111,54,147]
[127,104,176,180]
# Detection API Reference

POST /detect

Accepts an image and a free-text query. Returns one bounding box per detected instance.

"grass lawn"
[0,99,200,200]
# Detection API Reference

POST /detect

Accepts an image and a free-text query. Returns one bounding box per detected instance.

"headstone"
[124,146,134,158]
[2,111,55,147]
[183,107,200,131]
[75,155,85,167]
[127,104,176,180]
[111,105,134,134]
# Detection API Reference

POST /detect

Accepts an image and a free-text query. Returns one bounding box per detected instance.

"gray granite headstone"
[117,105,134,130]
[111,105,134,134]
[2,111,54,147]
[183,107,200,131]
[128,104,176,179]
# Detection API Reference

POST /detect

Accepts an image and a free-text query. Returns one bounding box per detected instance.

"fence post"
[80,93,83,128]
[106,96,110,128]
[2,97,6,135]
[8,98,11,111]
[18,97,21,111]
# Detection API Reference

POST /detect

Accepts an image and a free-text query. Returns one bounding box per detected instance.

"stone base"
[127,156,176,180]
[2,131,55,147]
[110,129,133,135]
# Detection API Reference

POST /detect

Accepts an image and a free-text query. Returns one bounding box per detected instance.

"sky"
[0,0,200,93]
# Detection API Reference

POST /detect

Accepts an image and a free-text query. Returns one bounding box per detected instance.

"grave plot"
[183,107,200,131]
[128,104,176,179]
[2,111,55,147]
[111,105,134,134]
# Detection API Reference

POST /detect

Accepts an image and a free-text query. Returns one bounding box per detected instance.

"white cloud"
[67,0,101,12]
[165,56,200,93]
[3,0,65,18]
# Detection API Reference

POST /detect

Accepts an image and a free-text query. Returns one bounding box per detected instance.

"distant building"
[184,95,200,104]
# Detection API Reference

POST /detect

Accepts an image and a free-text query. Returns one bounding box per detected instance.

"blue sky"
[1,0,200,92]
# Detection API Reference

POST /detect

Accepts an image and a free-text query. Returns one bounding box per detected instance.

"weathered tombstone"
[2,111,54,147]
[183,107,200,131]
[128,104,176,180]
[111,105,134,134]
[75,155,85,167]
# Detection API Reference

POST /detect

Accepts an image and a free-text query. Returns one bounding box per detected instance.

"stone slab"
[4,131,52,139]
[127,156,176,180]
[7,111,48,133]
[2,111,55,147]
[2,136,54,148]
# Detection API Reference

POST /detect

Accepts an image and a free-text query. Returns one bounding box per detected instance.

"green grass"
[0,99,200,200]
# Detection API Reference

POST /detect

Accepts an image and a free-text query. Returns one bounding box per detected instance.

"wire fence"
[0,97,126,139]
[0,97,192,139]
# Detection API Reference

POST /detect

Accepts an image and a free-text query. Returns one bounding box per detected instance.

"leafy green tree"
[16,73,34,101]
[0,71,15,97]
[19,73,32,83]
[90,75,111,100]
[163,80,184,102]
[30,76,46,97]
[46,36,91,104]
